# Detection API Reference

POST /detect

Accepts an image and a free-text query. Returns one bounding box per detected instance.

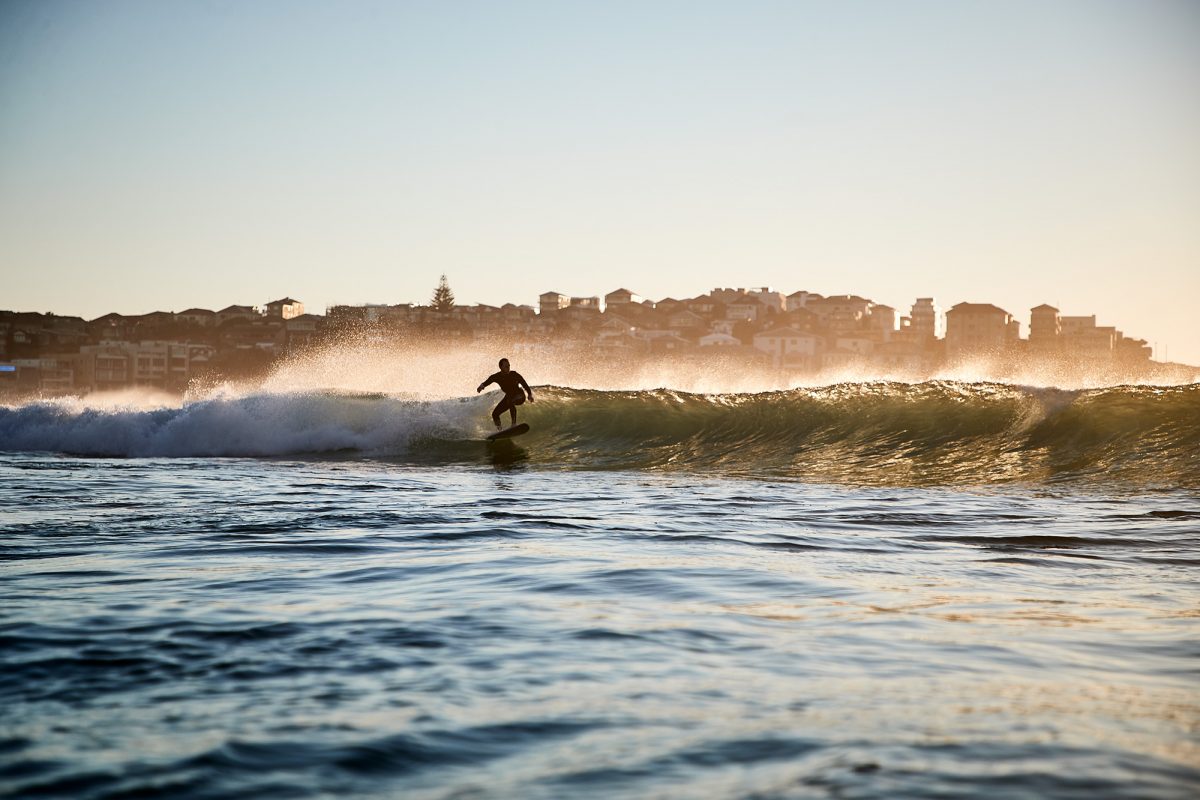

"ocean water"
[2,382,1198,799]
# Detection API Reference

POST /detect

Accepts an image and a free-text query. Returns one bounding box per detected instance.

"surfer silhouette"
[477,358,534,430]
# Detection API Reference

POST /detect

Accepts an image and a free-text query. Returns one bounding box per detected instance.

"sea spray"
[253,340,1200,398]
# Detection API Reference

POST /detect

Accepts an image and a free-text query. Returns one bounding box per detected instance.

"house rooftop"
[948,302,1011,314]
[945,302,1012,314]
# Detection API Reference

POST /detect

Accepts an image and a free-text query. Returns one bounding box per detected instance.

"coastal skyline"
[2,0,1198,363]
[3,278,1181,364]
[3,283,1178,401]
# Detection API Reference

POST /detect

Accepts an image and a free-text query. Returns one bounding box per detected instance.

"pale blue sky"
[2,0,1198,361]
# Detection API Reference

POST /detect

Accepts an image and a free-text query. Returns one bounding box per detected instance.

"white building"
[746,287,786,314]
[265,298,304,320]
[77,341,215,391]
[785,290,822,311]
[753,326,823,367]
[539,292,569,315]
[604,288,643,308]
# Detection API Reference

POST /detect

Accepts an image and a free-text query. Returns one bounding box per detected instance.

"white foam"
[0,392,491,457]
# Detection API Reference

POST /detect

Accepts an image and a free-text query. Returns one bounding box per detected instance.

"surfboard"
[486,423,529,441]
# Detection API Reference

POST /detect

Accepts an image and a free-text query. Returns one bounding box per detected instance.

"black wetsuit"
[483,370,528,399]
[482,370,529,420]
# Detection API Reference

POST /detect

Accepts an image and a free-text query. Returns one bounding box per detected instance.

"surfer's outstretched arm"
[476,376,494,393]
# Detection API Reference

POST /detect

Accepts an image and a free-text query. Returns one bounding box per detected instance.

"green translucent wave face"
[490,382,1200,488]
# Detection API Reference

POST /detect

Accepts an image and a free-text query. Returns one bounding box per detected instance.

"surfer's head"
[498,358,510,372]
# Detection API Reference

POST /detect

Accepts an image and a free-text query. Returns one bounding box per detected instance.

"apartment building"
[1028,304,1061,351]
[909,298,941,341]
[867,304,897,341]
[944,303,1020,358]
[539,292,569,315]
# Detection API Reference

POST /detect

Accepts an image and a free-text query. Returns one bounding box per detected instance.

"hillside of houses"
[0,287,1177,397]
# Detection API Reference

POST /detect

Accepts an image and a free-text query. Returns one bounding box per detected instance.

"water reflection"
[487,439,528,470]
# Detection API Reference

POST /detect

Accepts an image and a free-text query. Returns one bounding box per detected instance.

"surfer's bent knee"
[493,394,521,419]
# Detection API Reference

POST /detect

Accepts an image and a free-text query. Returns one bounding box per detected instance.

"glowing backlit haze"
[2,0,1198,363]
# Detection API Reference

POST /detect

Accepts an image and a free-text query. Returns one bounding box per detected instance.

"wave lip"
[2,382,1197,486]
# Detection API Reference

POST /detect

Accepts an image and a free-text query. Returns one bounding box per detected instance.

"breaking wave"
[2,382,1197,486]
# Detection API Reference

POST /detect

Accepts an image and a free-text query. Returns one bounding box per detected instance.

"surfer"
[477,358,534,430]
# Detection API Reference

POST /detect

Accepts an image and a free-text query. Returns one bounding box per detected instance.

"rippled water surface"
[2,453,1198,799]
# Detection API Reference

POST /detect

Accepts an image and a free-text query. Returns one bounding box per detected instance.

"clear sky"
[2,0,1198,362]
